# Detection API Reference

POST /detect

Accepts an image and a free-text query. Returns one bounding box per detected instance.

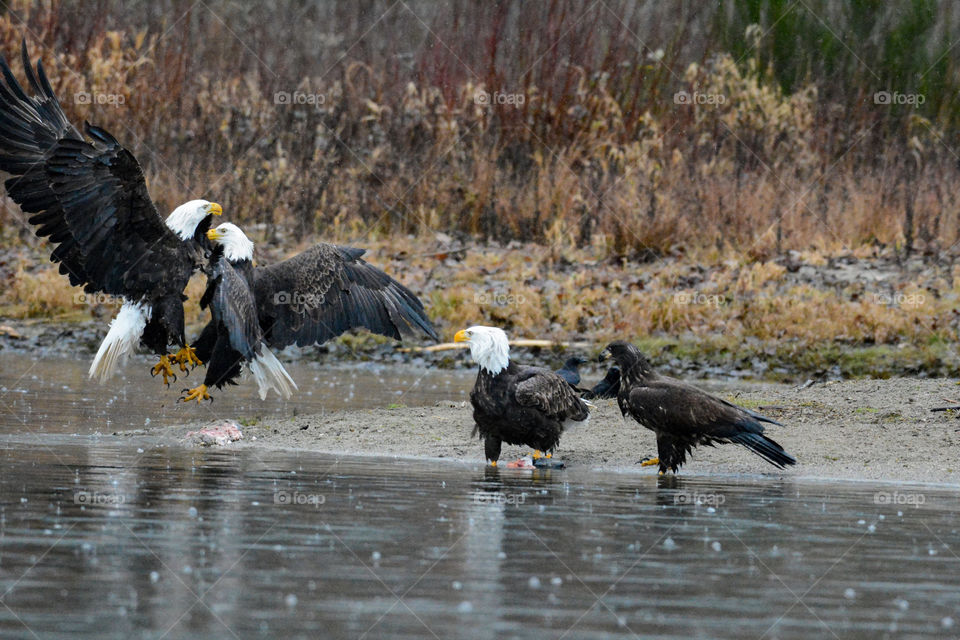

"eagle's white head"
[206,222,255,262]
[454,325,510,375]
[165,199,222,240]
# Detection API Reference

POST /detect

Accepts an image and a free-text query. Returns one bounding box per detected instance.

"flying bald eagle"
[179,222,438,401]
[0,41,221,385]
[454,326,590,466]
[599,341,796,474]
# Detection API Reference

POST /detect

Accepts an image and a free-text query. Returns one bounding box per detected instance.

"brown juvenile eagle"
[599,341,796,474]
[455,326,590,466]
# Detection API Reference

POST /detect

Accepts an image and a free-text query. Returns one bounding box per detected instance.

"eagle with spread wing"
[178,222,438,401]
[0,41,221,386]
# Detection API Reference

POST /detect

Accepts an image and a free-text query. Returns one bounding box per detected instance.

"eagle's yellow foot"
[640,456,660,468]
[532,450,542,459]
[489,461,497,467]
[180,384,212,403]
[150,356,176,386]
[172,345,202,372]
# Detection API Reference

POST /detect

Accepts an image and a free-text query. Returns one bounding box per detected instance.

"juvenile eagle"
[599,341,795,474]
[0,42,221,385]
[183,222,438,401]
[455,326,590,466]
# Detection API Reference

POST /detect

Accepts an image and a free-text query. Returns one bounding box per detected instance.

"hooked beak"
[598,348,611,363]
[206,228,221,242]
[207,202,223,216]
[453,330,470,343]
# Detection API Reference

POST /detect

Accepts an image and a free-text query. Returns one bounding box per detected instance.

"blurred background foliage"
[0,0,957,258]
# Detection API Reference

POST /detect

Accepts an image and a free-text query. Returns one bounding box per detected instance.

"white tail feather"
[88,301,151,384]
[248,343,298,400]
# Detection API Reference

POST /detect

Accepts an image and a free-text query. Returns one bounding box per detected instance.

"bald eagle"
[454,326,590,466]
[179,222,438,401]
[0,42,221,385]
[599,341,796,474]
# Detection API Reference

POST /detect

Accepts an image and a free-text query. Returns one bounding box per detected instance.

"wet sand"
[117,377,960,485]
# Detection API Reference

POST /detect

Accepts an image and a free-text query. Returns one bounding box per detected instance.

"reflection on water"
[0,441,957,639]
[0,353,474,435]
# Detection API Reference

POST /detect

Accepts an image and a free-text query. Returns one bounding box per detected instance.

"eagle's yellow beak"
[206,228,221,241]
[207,202,223,216]
[453,329,470,343]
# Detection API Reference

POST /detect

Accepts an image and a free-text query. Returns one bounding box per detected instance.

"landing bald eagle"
[599,341,796,474]
[455,326,590,465]
[0,42,221,384]
[180,237,296,402]
[181,222,438,401]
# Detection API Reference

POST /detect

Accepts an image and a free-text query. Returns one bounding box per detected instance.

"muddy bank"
[116,377,960,485]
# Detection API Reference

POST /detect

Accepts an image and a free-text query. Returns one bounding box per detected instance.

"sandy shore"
[113,377,960,485]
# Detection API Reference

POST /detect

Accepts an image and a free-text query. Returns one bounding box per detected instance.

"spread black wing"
[0,42,195,298]
[253,243,438,348]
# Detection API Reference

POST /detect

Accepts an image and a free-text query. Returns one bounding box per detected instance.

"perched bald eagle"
[180,222,438,401]
[0,42,221,385]
[599,341,796,474]
[454,326,590,466]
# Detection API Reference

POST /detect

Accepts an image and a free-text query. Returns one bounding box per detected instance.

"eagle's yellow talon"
[489,461,497,467]
[640,456,660,468]
[150,355,176,386]
[532,450,542,460]
[180,384,211,403]
[172,345,202,371]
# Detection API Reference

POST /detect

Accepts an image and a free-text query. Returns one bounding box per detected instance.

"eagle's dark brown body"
[600,341,796,474]
[470,361,589,463]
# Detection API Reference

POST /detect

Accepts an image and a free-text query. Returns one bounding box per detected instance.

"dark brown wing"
[513,366,589,421]
[0,43,194,298]
[253,243,438,348]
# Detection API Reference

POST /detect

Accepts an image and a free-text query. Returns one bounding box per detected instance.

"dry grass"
[0,2,959,378]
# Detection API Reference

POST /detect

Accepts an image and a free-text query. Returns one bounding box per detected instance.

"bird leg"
[639,456,660,468]
[180,384,212,403]
[172,344,202,372]
[150,355,176,386]
[489,461,497,467]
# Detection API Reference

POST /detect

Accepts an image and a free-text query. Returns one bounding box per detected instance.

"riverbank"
[116,377,960,484]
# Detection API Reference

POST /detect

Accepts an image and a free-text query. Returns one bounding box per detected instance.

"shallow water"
[0,441,958,639]
[1,356,958,638]
[0,353,474,435]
